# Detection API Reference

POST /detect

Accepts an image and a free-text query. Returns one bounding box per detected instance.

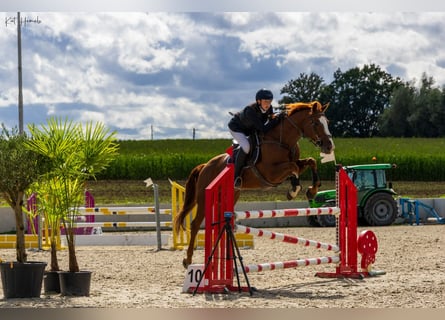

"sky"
[1,3,445,140]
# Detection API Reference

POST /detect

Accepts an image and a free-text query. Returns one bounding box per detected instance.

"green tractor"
[308,163,398,227]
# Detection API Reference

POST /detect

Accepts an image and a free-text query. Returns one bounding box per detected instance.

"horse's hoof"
[182,259,189,269]
[306,188,316,200]
[287,186,301,200]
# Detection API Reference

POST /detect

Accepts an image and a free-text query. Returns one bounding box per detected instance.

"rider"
[228,88,285,187]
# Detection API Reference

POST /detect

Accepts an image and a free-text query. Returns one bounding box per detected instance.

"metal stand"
[193,212,253,296]
[145,177,167,252]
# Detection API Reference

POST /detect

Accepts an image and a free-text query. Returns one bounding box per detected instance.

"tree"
[378,73,445,137]
[378,82,416,137]
[326,64,403,137]
[438,86,445,136]
[0,125,50,263]
[408,73,445,137]
[279,72,329,104]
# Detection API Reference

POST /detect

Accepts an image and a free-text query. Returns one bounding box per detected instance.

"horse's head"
[285,101,335,154]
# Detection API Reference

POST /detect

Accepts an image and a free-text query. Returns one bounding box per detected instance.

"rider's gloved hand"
[277,112,287,120]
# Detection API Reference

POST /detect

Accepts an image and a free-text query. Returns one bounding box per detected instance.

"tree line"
[278,64,445,137]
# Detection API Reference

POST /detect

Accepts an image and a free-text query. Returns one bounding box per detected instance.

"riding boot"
[234,149,247,188]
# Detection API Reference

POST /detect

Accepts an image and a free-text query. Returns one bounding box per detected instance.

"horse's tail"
[173,163,205,234]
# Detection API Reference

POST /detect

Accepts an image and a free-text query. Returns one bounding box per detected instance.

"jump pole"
[189,163,380,293]
[234,224,339,252]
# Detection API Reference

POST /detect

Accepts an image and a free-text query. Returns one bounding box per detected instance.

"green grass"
[117,138,445,158]
[117,139,230,156]
[84,179,445,205]
[102,138,445,181]
[3,138,445,206]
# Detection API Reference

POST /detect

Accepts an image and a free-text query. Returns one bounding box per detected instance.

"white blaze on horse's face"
[318,114,335,154]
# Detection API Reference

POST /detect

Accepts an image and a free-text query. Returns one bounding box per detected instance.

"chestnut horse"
[174,101,335,267]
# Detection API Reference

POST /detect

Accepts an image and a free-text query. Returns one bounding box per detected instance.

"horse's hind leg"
[183,213,204,268]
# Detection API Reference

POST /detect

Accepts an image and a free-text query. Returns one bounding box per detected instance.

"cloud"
[0,12,444,139]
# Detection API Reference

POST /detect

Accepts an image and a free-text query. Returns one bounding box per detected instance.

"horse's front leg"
[265,162,302,200]
[296,157,321,200]
[287,175,302,200]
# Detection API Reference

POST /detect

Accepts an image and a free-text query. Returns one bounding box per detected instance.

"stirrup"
[234,177,242,188]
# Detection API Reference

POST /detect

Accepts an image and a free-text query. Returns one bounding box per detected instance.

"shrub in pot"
[0,124,51,298]
[26,117,119,296]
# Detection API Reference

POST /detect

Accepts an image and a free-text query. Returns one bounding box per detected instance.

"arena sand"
[0,224,444,309]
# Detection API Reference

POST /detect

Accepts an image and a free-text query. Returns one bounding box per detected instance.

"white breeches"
[229,130,250,154]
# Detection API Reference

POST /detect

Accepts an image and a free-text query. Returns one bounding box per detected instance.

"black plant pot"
[58,271,92,296]
[0,261,47,298]
[43,270,61,294]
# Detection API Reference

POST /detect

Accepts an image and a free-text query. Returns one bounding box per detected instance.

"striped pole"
[79,207,172,215]
[235,224,339,252]
[235,207,339,220]
[193,165,374,295]
[73,221,172,228]
[239,255,340,273]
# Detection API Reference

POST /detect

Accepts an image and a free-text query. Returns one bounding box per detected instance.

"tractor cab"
[346,163,395,192]
[309,163,398,227]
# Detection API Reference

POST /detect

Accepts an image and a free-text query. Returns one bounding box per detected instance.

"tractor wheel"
[318,201,337,227]
[317,213,336,227]
[363,193,398,226]
[306,216,321,227]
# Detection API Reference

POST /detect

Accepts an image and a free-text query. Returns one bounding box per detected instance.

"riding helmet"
[255,88,273,101]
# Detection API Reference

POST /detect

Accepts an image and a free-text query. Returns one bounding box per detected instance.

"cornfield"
[96,138,445,181]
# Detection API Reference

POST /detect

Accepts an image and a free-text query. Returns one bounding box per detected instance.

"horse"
[173,101,335,268]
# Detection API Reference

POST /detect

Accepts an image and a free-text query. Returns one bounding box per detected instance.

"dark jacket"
[228,103,280,135]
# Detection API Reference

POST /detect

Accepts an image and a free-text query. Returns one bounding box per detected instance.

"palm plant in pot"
[0,124,51,298]
[26,117,119,296]
[30,179,66,293]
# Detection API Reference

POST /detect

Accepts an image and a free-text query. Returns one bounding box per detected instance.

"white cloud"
[1,12,444,139]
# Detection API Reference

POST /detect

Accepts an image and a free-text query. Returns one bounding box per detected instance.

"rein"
[261,139,299,162]
[248,107,327,187]
[285,111,327,148]
[247,164,279,188]
[260,109,319,161]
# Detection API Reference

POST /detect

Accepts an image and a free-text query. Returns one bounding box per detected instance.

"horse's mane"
[284,101,324,115]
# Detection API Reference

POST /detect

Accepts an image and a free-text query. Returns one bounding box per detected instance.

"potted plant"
[0,124,51,298]
[26,117,119,296]
[31,179,66,294]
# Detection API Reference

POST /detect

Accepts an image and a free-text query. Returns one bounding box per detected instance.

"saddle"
[230,133,261,167]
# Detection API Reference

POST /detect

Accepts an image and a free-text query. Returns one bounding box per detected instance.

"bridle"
[281,109,330,149]
[306,112,332,148]
[252,105,331,186]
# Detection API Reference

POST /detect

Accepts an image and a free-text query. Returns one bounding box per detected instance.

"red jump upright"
[191,164,240,293]
[191,164,379,294]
